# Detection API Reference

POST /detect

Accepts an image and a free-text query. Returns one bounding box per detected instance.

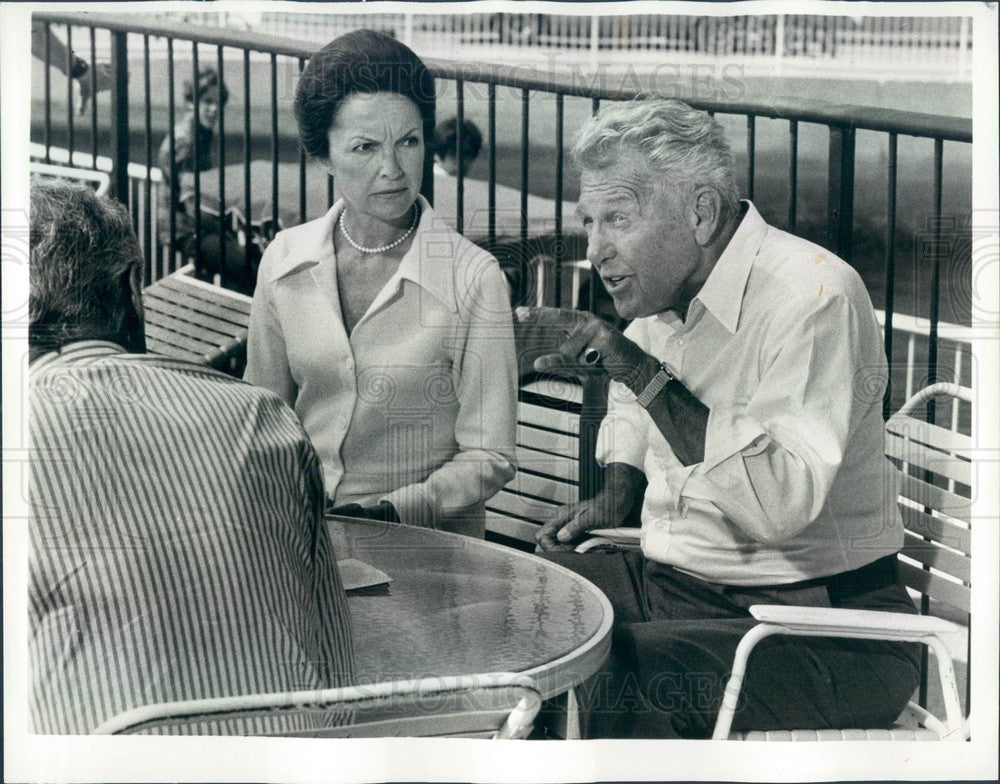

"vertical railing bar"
[554,91,564,308]
[882,132,898,420]
[89,26,98,168]
[456,77,465,236]
[110,29,130,203]
[65,25,75,162]
[327,174,335,209]
[271,53,279,236]
[914,141,945,712]
[746,114,755,201]
[217,44,226,285]
[167,38,177,268]
[520,87,530,303]
[143,34,152,283]
[925,138,944,426]
[788,119,798,232]
[243,49,252,277]
[192,43,202,271]
[298,57,307,225]
[44,23,52,163]
[487,81,496,245]
[588,98,600,313]
[827,124,855,263]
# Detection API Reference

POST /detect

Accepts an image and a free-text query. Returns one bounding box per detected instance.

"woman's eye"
[355,142,376,153]
[400,136,421,148]
[580,217,593,229]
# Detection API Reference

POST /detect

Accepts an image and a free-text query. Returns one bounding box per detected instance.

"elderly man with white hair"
[519,98,920,739]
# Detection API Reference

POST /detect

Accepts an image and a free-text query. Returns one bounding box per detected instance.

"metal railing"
[31,12,973,426]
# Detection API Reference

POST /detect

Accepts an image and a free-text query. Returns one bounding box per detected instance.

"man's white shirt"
[597,201,903,585]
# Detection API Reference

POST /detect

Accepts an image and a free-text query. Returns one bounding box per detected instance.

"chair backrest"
[485,314,612,546]
[885,382,972,617]
[93,673,541,738]
[30,161,110,196]
[486,376,584,544]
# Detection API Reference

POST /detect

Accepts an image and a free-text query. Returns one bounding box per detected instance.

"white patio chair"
[92,672,541,739]
[715,383,972,740]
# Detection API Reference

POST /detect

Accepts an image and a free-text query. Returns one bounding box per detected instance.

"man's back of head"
[29,180,146,362]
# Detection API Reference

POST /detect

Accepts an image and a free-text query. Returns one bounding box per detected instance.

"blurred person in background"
[156,66,257,294]
[31,19,112,115]
[433,116,483,177]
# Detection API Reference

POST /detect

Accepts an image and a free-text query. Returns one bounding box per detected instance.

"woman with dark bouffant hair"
[245,30,516,538]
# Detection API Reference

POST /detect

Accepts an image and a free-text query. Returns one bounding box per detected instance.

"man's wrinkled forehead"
[578,158,660,208]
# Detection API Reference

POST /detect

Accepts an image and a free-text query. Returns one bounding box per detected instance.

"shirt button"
[675,338,683,347]
[338,416,349,428]
[344,357,354,370]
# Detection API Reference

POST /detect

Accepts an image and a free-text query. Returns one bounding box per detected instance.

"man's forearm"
[601,462,647,522]
[618,354,709,467]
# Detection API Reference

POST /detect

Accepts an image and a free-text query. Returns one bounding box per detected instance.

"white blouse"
[245,196,517,537]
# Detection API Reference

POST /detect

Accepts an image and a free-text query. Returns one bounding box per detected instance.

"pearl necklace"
[338,206,418,254]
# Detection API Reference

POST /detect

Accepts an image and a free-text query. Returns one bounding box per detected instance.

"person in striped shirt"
[28,180,355,734]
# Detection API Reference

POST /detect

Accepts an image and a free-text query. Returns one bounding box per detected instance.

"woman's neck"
[339,203,417,249]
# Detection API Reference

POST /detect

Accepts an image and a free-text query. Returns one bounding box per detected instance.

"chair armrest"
[575,527,641,553]
[749,604,962,640]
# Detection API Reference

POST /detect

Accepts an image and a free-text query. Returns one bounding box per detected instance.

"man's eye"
[355,142,376,153]
[580,216,593,228]
[613,213,629,225]
[400,136,421,148]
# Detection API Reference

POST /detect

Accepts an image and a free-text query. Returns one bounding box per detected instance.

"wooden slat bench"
[142,264,252,376]
[485,373,609,549]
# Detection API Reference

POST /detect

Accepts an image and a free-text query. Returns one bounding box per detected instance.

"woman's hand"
[327,501,401,523]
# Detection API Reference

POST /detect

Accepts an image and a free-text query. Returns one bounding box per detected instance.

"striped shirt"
[30,341,354,734]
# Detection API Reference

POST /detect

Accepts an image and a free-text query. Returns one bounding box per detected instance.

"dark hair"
[183,66,229,105]
[29,180,144,357]
[294,29,435,160]
[434,117,482,163]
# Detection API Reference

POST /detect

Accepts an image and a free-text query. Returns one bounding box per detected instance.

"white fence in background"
[207,12,972,80]
[46,13,972,81]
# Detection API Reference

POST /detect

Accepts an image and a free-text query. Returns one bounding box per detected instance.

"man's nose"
[586,226,613,268]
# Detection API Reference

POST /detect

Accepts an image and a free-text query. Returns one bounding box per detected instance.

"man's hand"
[515,305,653,384]
[535,470,640,551]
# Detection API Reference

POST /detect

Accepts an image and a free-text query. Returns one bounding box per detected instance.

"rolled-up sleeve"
[383,259,517,526]
[679,294,870,543]
[244,241,297,408]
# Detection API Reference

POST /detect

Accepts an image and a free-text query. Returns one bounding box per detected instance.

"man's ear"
[691,187,723,246]
[119,264,146,354]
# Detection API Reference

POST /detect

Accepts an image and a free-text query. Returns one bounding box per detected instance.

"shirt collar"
[30,340,127,374]
[269,194,456,312]
[691,200,767,334]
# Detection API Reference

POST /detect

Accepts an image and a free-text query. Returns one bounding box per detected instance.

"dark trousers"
[543,550,921,739]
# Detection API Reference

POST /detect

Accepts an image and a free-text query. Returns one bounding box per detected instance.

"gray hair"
[30,180,144,357]
[572,98,740,216]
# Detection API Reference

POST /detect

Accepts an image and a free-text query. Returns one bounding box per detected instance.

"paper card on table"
[337,558,392,592]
